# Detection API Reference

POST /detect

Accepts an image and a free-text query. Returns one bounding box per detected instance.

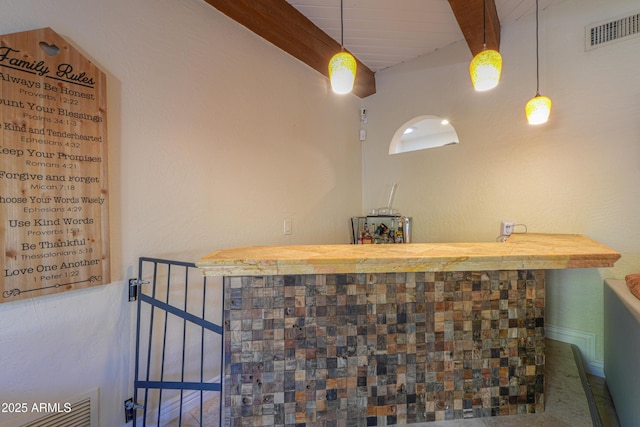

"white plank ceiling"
[286,0,565,72]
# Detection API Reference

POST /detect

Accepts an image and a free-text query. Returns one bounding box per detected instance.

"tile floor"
[167,339,620,427]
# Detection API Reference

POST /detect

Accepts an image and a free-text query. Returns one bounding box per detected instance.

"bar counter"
[196,234,620,276]
[196,234,619,426]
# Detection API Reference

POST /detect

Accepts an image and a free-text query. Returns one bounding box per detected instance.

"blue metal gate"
[131,257,223,426]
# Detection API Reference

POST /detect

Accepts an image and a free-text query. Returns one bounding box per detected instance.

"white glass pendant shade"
[329,51,357,94]
[525,94,552,125]
[469,48,502,91]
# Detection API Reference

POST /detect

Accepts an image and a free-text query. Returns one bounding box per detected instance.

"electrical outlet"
[500,221,514,236]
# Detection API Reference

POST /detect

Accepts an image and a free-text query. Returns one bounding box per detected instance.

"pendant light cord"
[535,0,540,95]
[482,0,487,47]
[340,0,345,48]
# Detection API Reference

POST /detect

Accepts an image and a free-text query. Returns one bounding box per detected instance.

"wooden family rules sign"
[1,28,109,303]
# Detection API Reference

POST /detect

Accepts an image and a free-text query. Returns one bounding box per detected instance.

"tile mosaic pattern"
[223,270,545,426]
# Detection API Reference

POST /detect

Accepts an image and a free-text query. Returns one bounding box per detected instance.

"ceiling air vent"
[586,10,640,51]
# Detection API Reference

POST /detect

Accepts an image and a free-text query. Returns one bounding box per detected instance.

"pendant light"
[469,0,502,91]
[525,0,552,125]
[328,0,357,94]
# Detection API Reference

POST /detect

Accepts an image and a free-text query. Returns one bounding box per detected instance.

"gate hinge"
[128,278,149,302]
[124,398,144,423]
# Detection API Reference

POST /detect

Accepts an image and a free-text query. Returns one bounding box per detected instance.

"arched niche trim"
[389,115,459,155]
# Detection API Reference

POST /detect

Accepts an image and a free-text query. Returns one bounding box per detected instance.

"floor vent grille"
[586,10,640,50]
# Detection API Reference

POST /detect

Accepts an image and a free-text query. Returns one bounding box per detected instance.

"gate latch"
[124,398,144,423]
[128,279,149,302]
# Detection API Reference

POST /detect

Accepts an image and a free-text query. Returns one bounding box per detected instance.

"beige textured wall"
[0,1,361,426]
[361,0,640,374]
[2,1,639,425]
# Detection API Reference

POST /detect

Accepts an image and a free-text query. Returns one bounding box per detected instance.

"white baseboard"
[546,324,604,377]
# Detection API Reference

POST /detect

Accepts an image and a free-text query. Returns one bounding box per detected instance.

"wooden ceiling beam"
[203,0,376,98]
[448,0,501,56]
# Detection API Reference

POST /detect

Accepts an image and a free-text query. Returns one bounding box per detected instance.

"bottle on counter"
[395,218,404,243]
[362,226,373,244]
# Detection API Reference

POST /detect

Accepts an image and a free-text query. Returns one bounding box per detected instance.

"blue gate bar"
[138,293,223,334]
[135,381,222,392]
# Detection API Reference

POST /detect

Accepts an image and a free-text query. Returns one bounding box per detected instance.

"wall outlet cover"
[501,221,515,236]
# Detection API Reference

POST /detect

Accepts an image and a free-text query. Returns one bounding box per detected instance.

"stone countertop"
[195,233,620,276]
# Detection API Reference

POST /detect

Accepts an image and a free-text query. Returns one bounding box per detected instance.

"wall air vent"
[19,397,92,427]
[5,389,99,427]
[586,10,640,51]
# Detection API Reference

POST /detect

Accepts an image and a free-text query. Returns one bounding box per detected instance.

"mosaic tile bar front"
[223,270,545,427]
